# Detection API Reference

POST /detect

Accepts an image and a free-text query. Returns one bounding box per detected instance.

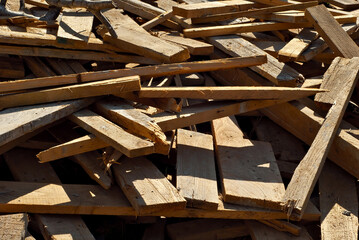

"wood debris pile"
[1,0,359,238]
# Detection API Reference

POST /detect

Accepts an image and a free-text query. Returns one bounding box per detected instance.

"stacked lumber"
[0,0,359,238]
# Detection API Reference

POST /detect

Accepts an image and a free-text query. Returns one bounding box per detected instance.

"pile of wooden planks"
[1,0,359,238]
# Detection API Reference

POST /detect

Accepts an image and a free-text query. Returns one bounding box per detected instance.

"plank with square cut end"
[320,161,358,240]
[57,8,94,42]
[113,157,186,214]
[69,109,155,158]
[176,129,218,210]
[212,116,285,210]
[0,213,28,240]
[305,5,359,58]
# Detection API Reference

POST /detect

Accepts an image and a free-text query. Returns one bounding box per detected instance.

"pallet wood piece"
[138,86,324,100]
[184,17,356,38]
[208,35,303,86]
[212,116,285,210]
[48,122,113,189]
[173,0,258,18]
[155,31,214,55]
[259,219,301,236]
[166,219,249,240]
[0,98,93,148]
[57,8,94,42]
[0,56,24,78]
[113,156,186,214]
[23,56,56,78]
[246,221,313,239]
[0,213,28,240]
[327,0,359,10]
[301,78,323,88]
[141,10,173,30]
[320,161,358,240]
[0,76,141,110]
[4,148,96,240]
[69,109,155,157]
[298,23,358,62]
[191,1,317,24]
[0,56,267,93]
[278,28,318,62]
[282,57,359,220]
[37,134,109,163]
[67,60,87,73]
[25,0,49,8]
[305,5,359,58]
[176,129,218,210]
[142,220,165,240]
[46,58,74,75]
[95,98,168,147]
[100,8,189,63]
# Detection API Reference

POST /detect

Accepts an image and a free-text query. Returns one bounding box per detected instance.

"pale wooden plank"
[305,5,359,58]
[113,156,186,214]
[207,35,304,86]
[176,129,218,210]
[141,10,173,30]
[282,57,359,220]
[0,76,141,110]
[320,161,358,240]
[212,116,285,210]
[69,109,155,158]
[0,213,28,240]
[57,8,94,42]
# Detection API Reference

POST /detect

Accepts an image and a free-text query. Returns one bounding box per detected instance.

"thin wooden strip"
[0,76,141,111]
[113,157,186,214]
[141,10,173,30]
[259,219,301,236]
[69,109,155,158]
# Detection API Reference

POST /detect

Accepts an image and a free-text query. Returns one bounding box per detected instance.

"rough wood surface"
[176,129,219,210]
[0,213,28,240]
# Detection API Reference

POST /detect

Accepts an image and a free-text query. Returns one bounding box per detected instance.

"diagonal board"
[4,148,96,240]
[176,129,219,210]
[320,161,358,240]
[212,116,285,210]
[282,57,359,220]
[113,156,186,214]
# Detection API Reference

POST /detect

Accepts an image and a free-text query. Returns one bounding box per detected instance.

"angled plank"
[113,157,186,214]
[0,213,28,240]
[0,56,24,79]
[212,116,285,210]
[176,129,218,210]
[138,86,323,100]
[208,35,304,86]
[305,5,359,58]
[23,56,56,78]
[69,109,155,157]
[141,10,173,30]
[0,76,141,110]
[320,161,358,240]
[282,57,359,220]
[57,8,94,42]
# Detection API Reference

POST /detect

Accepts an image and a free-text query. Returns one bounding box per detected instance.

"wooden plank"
[320,161,358,240]
[94,98,168,147]
[69,109,155,157]
[113,156,186,214]
[259,219,301,236]
[184,17,356,38]
[138,86,323,100]
[0,213,28,240]
[191,1,317,24]
[48,122,113,189]
[0,56,24,79]
[305,5,359,58]
[57,8,94,42]
[246,220,313,239]
[176,129,218,210]
[23,56,56,78]
[0,99,93,148]
[155,31,214,56]
[46,58,74,75]
[37,134,109,163]
[167,219,249,240]
[282,57,359,220]
[0,56,266,94]
[100,8,189,63]
[208,35,303,86]
[4,148,96,240]
[173,0,258,18]
[0,76,141,110]
[212,116,285,210]
[327,0,359,10]
[141,10,173,30]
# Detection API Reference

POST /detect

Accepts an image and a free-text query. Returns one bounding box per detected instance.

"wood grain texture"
[113,157,186,214]
[0,213,28,240]
[176,129,218,210]
[320,162,358,240]
[212,116,285,210]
